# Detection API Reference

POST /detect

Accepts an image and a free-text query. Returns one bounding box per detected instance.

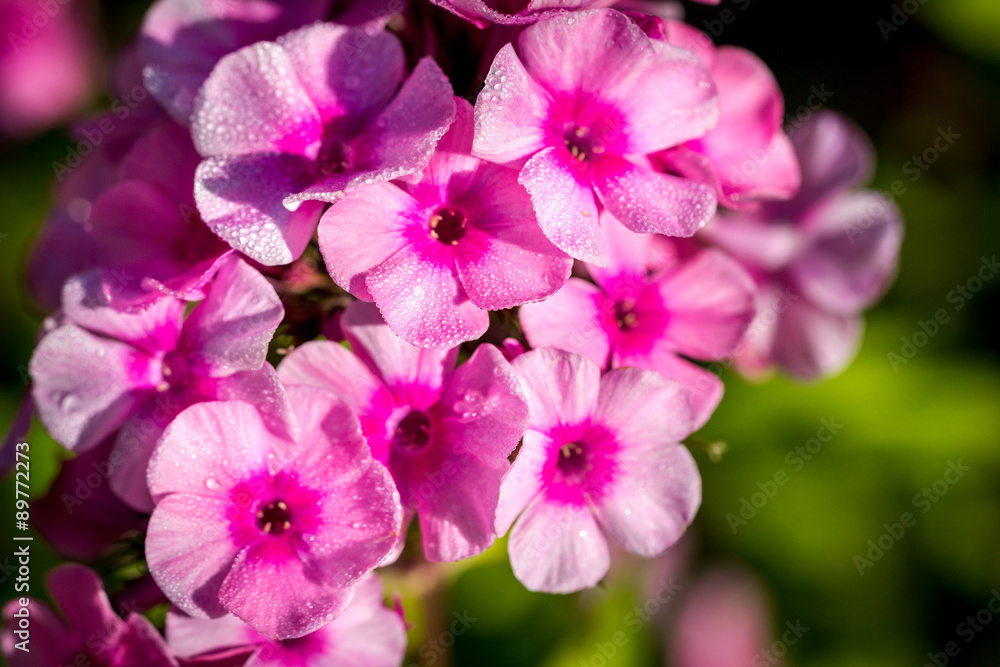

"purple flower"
[145,388,402,640]
[319,100,571,348]
[142,0,403,123]
[701,111,904,379]
[1,564,176,667]
[165,574,407,667]
[651,20,801,210]
[497,348,700,593]
[191,21,456,266]
[520,214,756,428]
[29,257,289,510]
[428,0,615,28]
[278,301,529,562]
[473,8,719,264]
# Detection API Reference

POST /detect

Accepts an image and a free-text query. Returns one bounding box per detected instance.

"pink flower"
[701,111,904,380]
[142,0,403,123]
[497,348,700,593]
[278,301,529,562]
[473,8,719,264]
[165,574,407,667]
[428,0,616,28]
[650,20,801,209]
[29,257,289,510]
[145,388,402,640]
[0,0,98,138]
[671,566,781,667]
[519,214,756,428]
[191,22,456,266]
[319,100,571,348]
[1,564,176,667]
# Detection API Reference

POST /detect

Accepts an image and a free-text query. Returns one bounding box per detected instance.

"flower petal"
[511,348,600,433]
[519,278,612,368]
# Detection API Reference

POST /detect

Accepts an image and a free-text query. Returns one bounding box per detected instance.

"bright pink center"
[429,207,467,246]
[256,500,292,536]
[227,470,322,548]
[563,125,605,162]
[543,423,618,506]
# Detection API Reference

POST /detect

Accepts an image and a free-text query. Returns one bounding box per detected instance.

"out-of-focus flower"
[702,111,903,380]
[319,100,571,348]
[497,348,700,593]
[146,388,402,640]
[278,301,528,562]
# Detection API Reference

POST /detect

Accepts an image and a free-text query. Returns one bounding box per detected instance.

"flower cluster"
[3,0,901,664]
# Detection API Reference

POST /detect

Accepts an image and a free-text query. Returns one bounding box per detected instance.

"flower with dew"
[319,99,571,348]
[145,386,402,640]
[473,8,719,265]
[278,300,529,562]
[191,21,456,265]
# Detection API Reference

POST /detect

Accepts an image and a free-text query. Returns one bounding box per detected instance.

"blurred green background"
[2,0,999,665]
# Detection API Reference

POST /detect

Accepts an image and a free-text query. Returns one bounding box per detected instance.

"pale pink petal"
[277,340,387,415]
[180,257,284,377]
[277,22,404,125]
[790,191,903,315]
[219,541,354,640]
[190,41,321,158]
[511,348,600,432]
[519,279,612,367]
[661,19,716,68]
[194,153,325,266]
[365,245,489,349]
[519,147,604,264]
[146,494,242,619]
[341,301,457,409]
[147,401,283,502]
[472,43,550,164]
[438,344,528,463]
[593,366,694,445]
[658,248,757,359]
[166,610,262,659]
[285,57,456,207]
[455,163,572,310]
[509,498,609,593]
[30,325,161,452]
[495,429,550,536]
[593,155,716,237]
[317,182,416,300]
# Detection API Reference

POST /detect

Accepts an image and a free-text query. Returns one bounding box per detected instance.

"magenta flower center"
[393,410,432,451]
[563,126,605,162]
[429,207,467,245]
[256,500,292,536]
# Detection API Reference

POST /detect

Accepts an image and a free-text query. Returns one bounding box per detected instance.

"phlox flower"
[473,8,719,265]
[165,574,406,667]
[319,100,571,348]
[1,564,176,667]
[519,214,756,428]
[29,257,289,510]
[145,387,402,640]
[191,21,456,265]
[701,111,903,379]
[142,0,403,123]
[497,348,700,593]
[278,301,529,562]
[649,19,801,209]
